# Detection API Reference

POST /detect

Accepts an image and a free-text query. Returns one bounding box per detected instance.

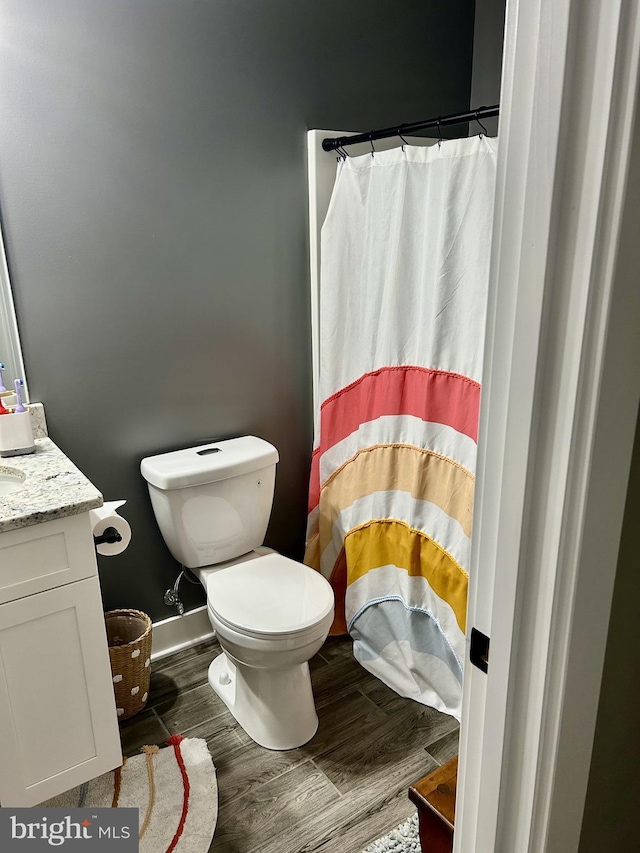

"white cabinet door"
[0,577,122,806]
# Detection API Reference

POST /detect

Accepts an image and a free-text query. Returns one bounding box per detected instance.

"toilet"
[140,436,334,750]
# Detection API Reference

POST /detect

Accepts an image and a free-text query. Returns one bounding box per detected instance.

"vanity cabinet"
[0,512,122,806]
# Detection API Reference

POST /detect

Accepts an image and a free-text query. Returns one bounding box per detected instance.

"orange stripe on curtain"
[316,444,474,545]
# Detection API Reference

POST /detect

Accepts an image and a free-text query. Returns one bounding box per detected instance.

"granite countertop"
[0,438,103,534]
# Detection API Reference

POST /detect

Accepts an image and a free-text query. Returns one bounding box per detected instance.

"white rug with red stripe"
[40,735,218,853]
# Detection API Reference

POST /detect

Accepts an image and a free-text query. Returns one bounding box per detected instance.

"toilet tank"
[140,436,279,569]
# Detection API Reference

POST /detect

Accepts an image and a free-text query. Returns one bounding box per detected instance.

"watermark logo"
[0,808,138,850]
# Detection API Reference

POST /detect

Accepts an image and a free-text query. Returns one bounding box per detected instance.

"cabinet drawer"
[0,513,98,604]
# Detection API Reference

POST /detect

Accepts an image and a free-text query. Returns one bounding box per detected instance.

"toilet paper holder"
[94,526,123,548]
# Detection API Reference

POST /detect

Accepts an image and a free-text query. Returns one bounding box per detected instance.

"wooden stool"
[408,756,458,853]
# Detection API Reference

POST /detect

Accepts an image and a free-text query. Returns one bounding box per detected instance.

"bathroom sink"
[0,468,26,496]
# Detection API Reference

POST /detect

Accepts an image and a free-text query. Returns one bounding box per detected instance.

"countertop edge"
[0,438,104,535]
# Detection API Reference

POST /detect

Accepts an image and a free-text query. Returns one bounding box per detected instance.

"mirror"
[0,221,28,402]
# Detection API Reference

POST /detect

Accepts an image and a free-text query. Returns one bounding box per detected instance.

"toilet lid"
[206,553,334,635]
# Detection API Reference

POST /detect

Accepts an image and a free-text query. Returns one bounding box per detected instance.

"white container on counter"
[0,410,35,457]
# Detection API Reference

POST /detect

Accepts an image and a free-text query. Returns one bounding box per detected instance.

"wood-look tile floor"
[119,636,459,853]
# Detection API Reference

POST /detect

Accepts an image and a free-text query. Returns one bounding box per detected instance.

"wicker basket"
[105,609,152,722]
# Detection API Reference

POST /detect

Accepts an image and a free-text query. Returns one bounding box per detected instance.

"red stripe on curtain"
[309,366,480,512]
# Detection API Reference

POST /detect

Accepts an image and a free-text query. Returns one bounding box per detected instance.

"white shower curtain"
[305,136,497,719]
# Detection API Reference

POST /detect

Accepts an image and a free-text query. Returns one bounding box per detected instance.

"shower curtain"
[305,136,497,719]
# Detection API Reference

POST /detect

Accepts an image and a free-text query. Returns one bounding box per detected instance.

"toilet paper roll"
[90,500,132,556]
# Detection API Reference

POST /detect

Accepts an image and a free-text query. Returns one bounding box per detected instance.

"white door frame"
[456,1,640,852]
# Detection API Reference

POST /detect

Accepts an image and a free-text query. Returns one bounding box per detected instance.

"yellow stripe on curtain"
[344,518,469,633]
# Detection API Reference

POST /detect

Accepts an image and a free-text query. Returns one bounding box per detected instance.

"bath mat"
[41,735,218,853]
[362,813,420,853]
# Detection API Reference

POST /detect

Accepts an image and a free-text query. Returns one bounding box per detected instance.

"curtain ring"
[437,118,442,148]
[397,125,409,150]
[475,110,488,137]
[369,133,375,158]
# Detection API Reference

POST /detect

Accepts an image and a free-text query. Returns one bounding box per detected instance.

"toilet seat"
[205,553,334,637]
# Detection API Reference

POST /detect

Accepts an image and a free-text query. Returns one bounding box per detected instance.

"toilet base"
[208,652,319,750]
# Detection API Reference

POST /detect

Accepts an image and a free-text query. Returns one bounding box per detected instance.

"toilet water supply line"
[164,567,200,615]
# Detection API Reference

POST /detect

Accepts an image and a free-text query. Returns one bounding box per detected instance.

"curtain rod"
[321,104,500,152]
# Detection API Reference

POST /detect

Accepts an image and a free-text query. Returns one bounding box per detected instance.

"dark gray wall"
[470,0,505,135]
[0,0,475,620]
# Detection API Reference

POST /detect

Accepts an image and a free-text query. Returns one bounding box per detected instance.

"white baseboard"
[150,605,215,662]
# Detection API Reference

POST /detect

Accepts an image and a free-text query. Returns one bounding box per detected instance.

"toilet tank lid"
[140,436,279,490]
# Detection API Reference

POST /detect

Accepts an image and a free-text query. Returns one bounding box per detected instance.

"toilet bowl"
[198,550,334,750]
[140,436,335,750]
